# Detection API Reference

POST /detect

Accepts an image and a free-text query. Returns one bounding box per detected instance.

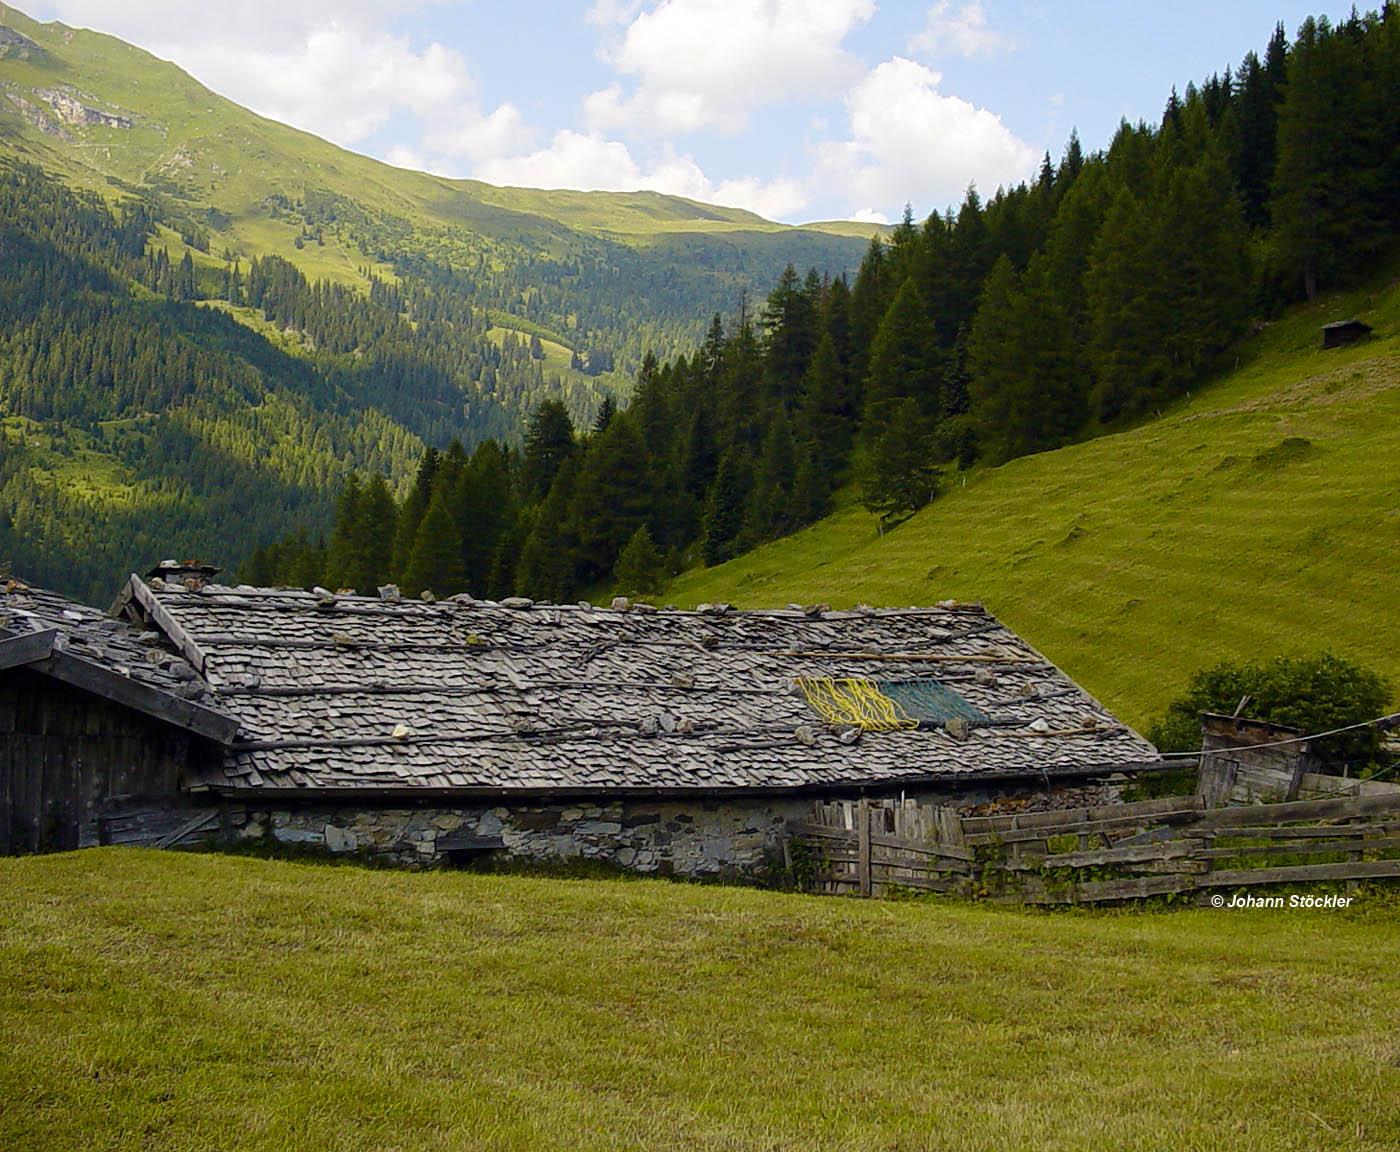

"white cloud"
[908,2,1015,59]
[477,130,644,192]
[423,103,533,166]
[850,207,890,225]
[586,0,876,135]
[222,24,474,146]
[586,0,647,24]
[815,57,1038,219]
[476,131,809,220]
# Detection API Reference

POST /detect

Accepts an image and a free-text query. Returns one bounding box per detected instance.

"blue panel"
[880,680,989,725]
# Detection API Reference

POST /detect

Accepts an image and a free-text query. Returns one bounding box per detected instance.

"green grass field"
[1,850,1397,1151]
[668,277,1400,732]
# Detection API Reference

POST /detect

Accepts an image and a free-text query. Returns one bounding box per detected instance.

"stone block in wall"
[324,824,358,852]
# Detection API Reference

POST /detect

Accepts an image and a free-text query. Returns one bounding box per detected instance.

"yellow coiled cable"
[797,677,919,731]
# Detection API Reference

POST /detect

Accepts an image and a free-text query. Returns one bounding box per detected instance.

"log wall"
[0,668,206,854]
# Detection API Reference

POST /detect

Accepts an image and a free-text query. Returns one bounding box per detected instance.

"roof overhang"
[192,759,1170,803]
[0,629,239,744]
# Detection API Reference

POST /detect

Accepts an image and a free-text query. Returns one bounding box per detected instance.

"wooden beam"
[34,652,239,744]
[857,797,872,898]
[786,821,974,862]
[1194,836,1400,860]
[153,808,220,849]
[127,575,208,676]
[0,629,58,672]
[1194,792,1400,827]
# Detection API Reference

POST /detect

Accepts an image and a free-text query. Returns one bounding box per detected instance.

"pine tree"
[797,331,853,485]
[862,278,938,438]
[591,395,616,436]
[562,417,654,585]
[968,255,1086,461]
[702,448,753,567]
[522,399,576,502]
[451,440,514,595]
[613,522,665,598]
[327,472,365,589]
[761,264,819,404]
[359,472,398,590]
[515,459,578,601]
[393,447,439,581]
[857,398,939,524]
[403,491,463,596]
[743,407,798,544]
[1270,15,1386,299]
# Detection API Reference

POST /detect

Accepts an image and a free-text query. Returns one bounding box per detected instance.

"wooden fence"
[789,791,1400,904]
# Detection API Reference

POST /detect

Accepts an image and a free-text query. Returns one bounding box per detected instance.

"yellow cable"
[797,677,919,731]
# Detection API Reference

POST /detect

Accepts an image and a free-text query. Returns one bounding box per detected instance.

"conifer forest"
[254,10,1400,604]
[0,9,1397,603]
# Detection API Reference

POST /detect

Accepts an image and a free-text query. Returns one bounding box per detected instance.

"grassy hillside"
[668,276,1400,731]
[2,850,1397,1151]
[0,3,868,274]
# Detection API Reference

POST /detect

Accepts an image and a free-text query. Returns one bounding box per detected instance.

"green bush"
[1147,652,1394,764]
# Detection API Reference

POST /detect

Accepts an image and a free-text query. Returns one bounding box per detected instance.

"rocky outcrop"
[35,86,133,129]
[0,25,43,61]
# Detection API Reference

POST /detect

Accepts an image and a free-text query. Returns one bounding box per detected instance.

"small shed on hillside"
[1196,712,1322,807]
[1321,318,1373,349]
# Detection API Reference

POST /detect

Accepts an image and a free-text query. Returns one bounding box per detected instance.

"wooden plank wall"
[0,668,205,854]
[791,791,1400,904]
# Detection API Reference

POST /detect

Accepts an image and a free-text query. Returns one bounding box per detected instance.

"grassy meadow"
[1,849,1398,1152]
[668,276,1400,732]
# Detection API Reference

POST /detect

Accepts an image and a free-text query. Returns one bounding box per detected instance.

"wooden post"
[857,797,872,898]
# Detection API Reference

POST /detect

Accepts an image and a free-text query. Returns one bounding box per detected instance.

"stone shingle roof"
[120,576,1161,797]
[0,579,236,741]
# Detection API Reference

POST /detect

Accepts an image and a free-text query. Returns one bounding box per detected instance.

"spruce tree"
[403,491,464,597]
[515,459,578,601]
[761,264,819,404]
[613,522,665,598]
[744,407,798,545]
[862,277,938,439]
[393,447,439,581]
[562,417,654,585]
[968,254,1085,461]
[702,448,753,567]
[1270,15,1386,299]
[522,399,576,502]
[857,398,939,524]
[452,440,515,595]
[797,331,853,484]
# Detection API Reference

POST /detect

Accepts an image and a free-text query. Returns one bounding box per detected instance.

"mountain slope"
[667,275,1400,730]
[0,4,872,599]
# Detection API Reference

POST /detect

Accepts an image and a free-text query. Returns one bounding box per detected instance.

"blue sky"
[32,1,1348,223]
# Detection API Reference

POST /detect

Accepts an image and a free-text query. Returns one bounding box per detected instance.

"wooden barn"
[0,580,236,853]
[3,563,1164,874]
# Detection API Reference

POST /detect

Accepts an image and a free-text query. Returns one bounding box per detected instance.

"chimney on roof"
[146,560,222,590]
